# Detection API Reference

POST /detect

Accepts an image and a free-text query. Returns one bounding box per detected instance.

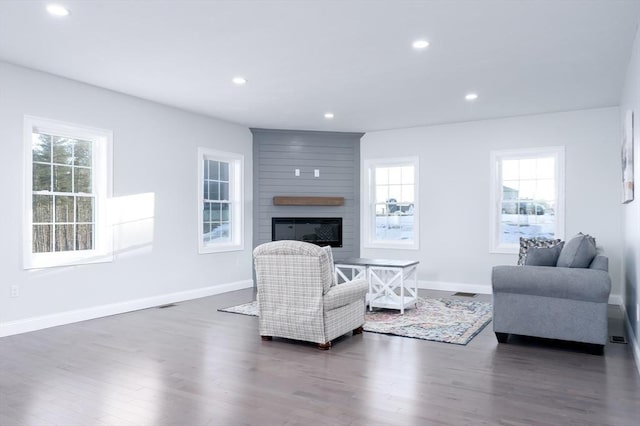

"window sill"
[198,243,244,254]
[24,251,114,270]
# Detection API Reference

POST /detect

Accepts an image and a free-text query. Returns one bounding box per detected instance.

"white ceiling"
[1,0,639,132]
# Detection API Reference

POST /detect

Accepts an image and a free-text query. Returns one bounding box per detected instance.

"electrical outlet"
[314,169,320,177]
[10,285,19,298]
[294,168,300,176]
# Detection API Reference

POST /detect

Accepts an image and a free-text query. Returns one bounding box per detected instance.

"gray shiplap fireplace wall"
[251,129,363,260]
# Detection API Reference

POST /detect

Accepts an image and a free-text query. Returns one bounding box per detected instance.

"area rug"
[219,297,492,345]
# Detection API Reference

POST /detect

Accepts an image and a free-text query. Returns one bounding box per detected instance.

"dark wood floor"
[1,289,639,426]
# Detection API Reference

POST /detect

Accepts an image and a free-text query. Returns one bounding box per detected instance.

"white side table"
[334,258,420,314]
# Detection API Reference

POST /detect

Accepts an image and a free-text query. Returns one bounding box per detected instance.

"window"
[198,148,244,253]
[24,116,113,269]
[490,147,565,253]
[363,157,419,249]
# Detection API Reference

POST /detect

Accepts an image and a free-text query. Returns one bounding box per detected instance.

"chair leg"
[353,326,364,335]
[318,341,332,350]
[261,336,272,341]
[495,332,509,343]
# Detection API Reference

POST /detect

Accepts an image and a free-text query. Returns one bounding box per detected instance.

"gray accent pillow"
[524,242,564,266]
[556,233,597,268]
[518,237,563,265]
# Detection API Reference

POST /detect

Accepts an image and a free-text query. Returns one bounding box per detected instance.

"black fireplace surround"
[272,217,342,248]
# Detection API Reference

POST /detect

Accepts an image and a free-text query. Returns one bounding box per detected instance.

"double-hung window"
[198,148,244,253]
[24,116,113,269]
[363,157,419,249]
[490,147,565,253]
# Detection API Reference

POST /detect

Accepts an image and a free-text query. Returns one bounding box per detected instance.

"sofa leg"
[587,344,604,356]
[260,336,272,341]
[318,341,332,350]
[353,326,364,335]
[495,332,509,343]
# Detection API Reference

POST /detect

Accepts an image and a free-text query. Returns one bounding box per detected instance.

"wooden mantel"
[273,196,345,206]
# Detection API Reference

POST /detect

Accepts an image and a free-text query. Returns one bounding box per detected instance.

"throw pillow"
[556,233,597,268]
[518,237,563,266]
[321,245,337,286]
[524,242,565,266]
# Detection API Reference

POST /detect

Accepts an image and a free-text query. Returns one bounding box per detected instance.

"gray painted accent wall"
[252,129,363,260]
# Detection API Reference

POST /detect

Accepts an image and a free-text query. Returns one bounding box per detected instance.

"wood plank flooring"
[1,289,639,426]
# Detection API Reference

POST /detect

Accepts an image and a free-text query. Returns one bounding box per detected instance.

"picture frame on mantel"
[622,110,634,204]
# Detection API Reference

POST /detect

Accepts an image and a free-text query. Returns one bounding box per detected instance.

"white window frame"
[489,146,565,254]
[362,157,419,250]
[197,147,244,254]
[23,116,113,269]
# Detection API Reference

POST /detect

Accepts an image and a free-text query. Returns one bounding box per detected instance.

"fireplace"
[272,217,342,248]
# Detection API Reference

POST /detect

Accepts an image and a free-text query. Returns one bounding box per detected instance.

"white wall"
[0,62,253,334]
[620,20,640,366]
[361,108,622,296]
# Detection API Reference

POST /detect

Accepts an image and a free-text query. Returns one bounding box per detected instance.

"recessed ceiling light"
[324,113,334,119]
[47,4,70,17]
[465,93,479,101]
[232,77,247,85]
[412,40,430,49]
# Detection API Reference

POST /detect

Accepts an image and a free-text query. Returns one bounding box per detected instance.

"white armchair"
[253,241,368,349]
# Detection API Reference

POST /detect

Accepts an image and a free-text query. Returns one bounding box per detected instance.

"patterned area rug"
[219,297,492,345]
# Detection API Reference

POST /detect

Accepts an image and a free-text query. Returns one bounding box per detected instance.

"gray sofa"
[492,250,611,354]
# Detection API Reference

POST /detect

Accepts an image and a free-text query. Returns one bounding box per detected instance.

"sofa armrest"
[492,265,611,303]
[589,255,609,272]
[323,279,368,311]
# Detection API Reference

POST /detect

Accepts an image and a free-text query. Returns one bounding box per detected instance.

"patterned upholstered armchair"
[253,240,368,349]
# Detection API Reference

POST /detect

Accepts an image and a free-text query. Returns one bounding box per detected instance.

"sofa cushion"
[556,233,597,268]
[518,237,563,265]
[524,242,564,266]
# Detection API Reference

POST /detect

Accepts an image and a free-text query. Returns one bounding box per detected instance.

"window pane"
[502,181,519,200]
[401,185,414,204]
[55,196,74,223]
[33,195,53,223]
[203,179,209,200]
[519,159,536,179]
[76,197,94,223]
[74,167,91,193]
[55,224,74,251]
[519,180,536,199]
[211,203,221,221]
[375,214,413,241]
[74,140,92,167]
[53,165,73,192]
[376,167,388,185]
[33,225,52,253]
[375,185,388,204]
[202,223,211,243]
[388,167,402,184]
[209,222,230,243]
[33,163,51,191]
[535,179,555,201]
[388,185,402,201]
[401,166,414,184]
[220,182,229,201]
[536,157,555,179]
[209,181,219,200]
[76,224,94,250]
[53,137,74,165]
[221,203,230,221]
[33,133,52,163]
[208,160,219,180]
[220,162,229,181]
[203,202,211,221]
[502,160,519,180]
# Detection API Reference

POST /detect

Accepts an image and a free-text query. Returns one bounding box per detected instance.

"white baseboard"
[418,280,492,295]
[620,303,640,378]
[0,279,253,338]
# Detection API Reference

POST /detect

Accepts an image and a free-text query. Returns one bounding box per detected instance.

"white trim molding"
[0,280,253,337]
[620,302,640,377]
